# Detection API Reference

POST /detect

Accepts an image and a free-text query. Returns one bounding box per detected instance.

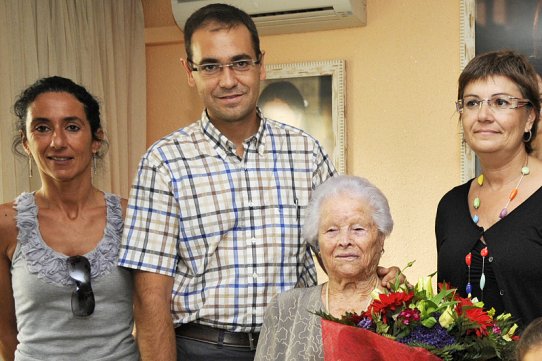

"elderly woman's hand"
[377,266,407,289]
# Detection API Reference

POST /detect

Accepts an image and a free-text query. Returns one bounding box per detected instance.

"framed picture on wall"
[460,0,476,182]
[261,59,346,174]
[476,0,542,67]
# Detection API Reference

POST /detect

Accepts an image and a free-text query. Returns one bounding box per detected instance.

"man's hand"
[377,266,407,289]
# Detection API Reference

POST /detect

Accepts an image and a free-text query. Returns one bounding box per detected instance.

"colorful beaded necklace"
[472,162,530,224]
[466,160,530,298]
[465,247,488,298]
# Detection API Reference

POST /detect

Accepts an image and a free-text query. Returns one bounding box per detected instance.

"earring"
[92,154,97,176]
[523,130,533,143]
[28,155,33,178]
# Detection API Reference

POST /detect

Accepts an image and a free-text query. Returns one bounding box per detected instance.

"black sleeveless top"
[436,180,542,329]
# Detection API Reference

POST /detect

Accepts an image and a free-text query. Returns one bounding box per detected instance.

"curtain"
[0,0,146,201]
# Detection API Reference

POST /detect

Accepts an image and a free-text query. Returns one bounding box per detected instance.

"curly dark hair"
[12,76,106,157]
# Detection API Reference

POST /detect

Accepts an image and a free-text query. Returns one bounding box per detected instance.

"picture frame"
[261,59,347,174]
[460,0,476,182]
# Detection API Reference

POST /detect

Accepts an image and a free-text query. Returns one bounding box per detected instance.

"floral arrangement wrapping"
[318,263,519,361]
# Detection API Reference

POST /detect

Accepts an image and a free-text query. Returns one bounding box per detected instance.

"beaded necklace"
[466,160,530,298]
[465,247,488,298]
[472,162,530,224]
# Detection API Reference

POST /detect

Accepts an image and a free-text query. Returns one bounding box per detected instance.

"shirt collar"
[200,109,267,156]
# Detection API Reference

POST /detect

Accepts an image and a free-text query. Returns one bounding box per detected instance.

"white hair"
[303,175,394,251]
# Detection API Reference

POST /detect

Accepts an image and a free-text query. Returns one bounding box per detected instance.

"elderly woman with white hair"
[254,175,394,361]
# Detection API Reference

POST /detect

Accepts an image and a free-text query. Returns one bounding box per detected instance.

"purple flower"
[357,317,373,329]
[398,324,455,349]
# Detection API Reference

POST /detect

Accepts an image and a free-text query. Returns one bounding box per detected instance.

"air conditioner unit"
[171,0,366,35]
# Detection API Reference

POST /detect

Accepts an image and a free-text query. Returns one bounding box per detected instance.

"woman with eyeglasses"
[0,77,139,360]
[436,50,542,330]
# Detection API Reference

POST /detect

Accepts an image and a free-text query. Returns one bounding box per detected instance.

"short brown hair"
[183,3,261,63]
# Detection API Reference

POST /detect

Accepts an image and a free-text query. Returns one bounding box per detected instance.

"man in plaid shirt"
[119,4,399,361]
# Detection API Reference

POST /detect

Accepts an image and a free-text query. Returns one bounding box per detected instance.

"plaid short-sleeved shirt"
[119,110,336,332]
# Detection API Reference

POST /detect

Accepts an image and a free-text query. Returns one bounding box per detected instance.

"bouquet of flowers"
[317,262,519,361]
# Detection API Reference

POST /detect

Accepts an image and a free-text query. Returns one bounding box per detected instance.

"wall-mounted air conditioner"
[171,0,367,35]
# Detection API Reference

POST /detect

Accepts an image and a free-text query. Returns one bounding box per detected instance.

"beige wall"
[143,0,463,282]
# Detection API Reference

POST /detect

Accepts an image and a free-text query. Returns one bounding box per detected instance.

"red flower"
[398,309,421,325]
[366,291,414,322]
[455,296,473,308]
[455,296,493,337]
[438,281,453,292]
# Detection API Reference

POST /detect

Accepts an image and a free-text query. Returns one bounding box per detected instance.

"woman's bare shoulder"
[0,201,18,255]
[0,201,17,226]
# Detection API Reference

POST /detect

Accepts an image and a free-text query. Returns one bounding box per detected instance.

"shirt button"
[247,238,257,245]
[252,273,258,279]
[488,256,493,262]
[499,290,505,296]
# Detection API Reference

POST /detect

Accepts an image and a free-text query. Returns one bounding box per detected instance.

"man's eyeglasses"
[456,95,532,114]
[67,255,95,317]
[189,55,262,77]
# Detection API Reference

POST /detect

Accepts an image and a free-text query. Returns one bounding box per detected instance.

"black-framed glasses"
[456,95,532,114]
[67,255,95,317]
[189,55,262,77]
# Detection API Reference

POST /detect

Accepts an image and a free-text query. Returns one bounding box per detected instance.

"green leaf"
[421,317,437,328]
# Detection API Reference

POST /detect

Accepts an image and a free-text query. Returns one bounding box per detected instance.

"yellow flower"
[497,313,512,321]
[438,306,455,330]
[415,276,434,298]
[487,308,495,318]
[503,324,518,341]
